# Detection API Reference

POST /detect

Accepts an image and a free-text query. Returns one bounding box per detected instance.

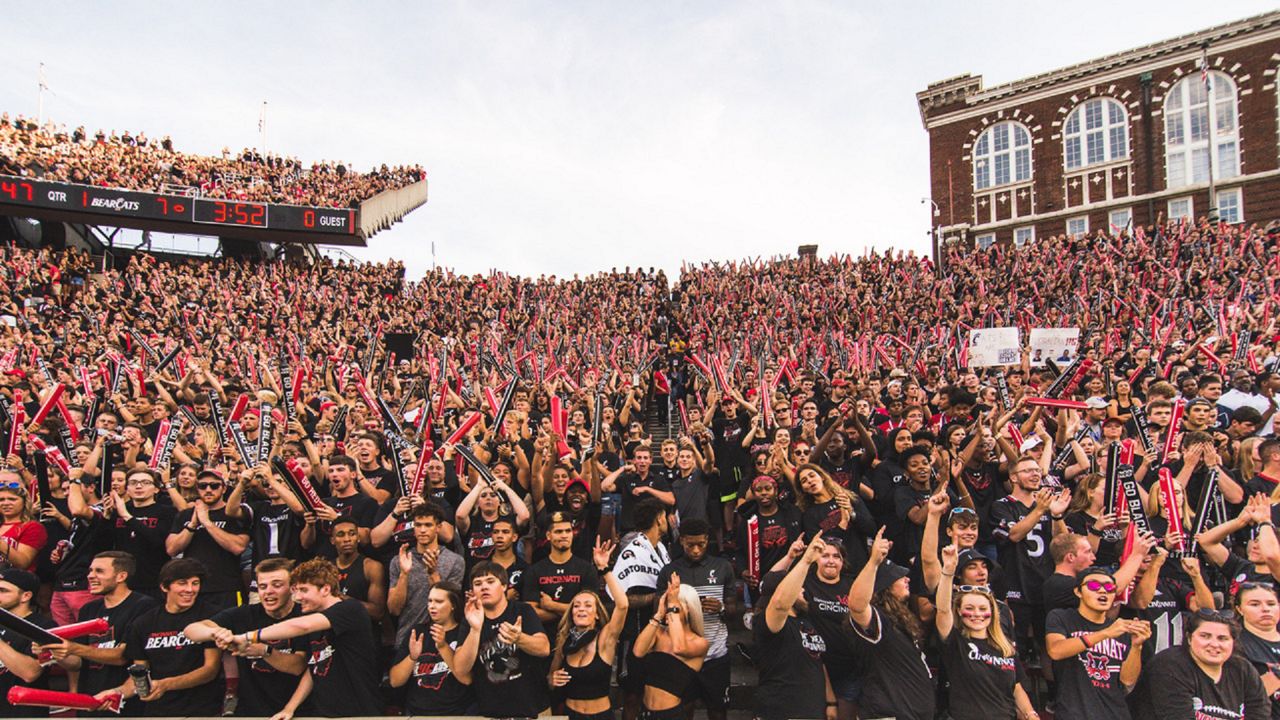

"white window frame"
[1216,188,1243,224]
[1064,98,1129,170]
[1108,208,1132,234]
[1014,226,1034,247]
[1066,216,1089,239]
[975,233,996,250]
[1164,71,1240,189]
[1167,196,1193,222]
[973,122,1033,192]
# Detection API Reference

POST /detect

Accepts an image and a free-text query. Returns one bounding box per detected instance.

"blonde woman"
[0,469,46,571]
[549,539,626,720]
[937,545,1037,720]
[632,572,707,720]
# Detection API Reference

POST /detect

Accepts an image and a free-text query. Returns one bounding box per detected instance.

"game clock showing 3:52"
[0,176,355,235]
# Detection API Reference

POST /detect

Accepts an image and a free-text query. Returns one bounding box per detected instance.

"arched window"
[1164,71,1239,189]
[1064,98,1128,169]
[973,122,1031,191]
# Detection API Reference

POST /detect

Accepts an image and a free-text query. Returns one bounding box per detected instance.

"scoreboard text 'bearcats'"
[0,176,356,235]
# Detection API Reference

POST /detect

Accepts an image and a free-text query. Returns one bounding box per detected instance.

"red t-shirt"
[1,521,47,571]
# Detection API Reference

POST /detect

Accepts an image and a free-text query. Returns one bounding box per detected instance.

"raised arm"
[848,527,890,630]
[934,545,959,640]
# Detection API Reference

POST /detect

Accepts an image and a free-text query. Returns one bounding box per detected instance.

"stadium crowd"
[0,215,1268,719]
[0,113,425,208]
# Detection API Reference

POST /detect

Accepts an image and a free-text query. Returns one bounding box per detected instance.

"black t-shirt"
[113,502,177,591]
[615,472,672,532]
[75,592,160,704]
[168,507,250,593]
[991,495,1053,605]
[939,631,1020,720]
[304,598,382,717]
[1064,511,1123,567]
[394,623,473,715]
[524,554,600,609]
[734,503,802,584]
[211,603,306,717]
[494,553,528,601]
[1134,644,1270,720]
[802,570,859,670]
[711,413,751,473]
[1042,571,1078,613]
[1045,608,1134,720]
[55,508,113,590]
[1129,575,1194,656]
[961,460,1005,544]
[462,511,516,567]
[532,504,601,563]
[245,500,304,565]
[457,601,549,717]
[753,614,826,720]
[1222,553,1276,598]
[313,493,379,558]
[0,611,54,717]
[124,603,223,717]
[849,607,936,720]
[1237,629,1280,719]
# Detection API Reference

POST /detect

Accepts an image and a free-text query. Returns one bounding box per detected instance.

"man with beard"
[218,558,382,717]
[165,470,250,610]
[533,476,600,561]
[183,558,307,717]
[453,561,552,718]
[98,558,224,717]
[735,475,802,601]
[41,552,157,717]
[0,570,56,717]
[525,513,600,627]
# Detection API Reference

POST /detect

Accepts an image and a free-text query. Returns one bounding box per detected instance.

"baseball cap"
[956,549,993,572]
[565,477,589,494]
[0,569,39,596]
[1103,416,1126,426]
[1085,397,1108,410]
[873,561,910,596]
[197,469,226,482]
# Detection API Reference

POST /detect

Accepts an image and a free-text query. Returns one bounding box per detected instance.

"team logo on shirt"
[308,638,335,677]
[966,643,1016,672]
[144,631,195,650]
[799,622,826,659]
[413,648,453,690]
[1190,696,1246,719]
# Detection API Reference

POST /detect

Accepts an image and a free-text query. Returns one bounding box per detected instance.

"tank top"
[564,647,613,701]
[644,651,696,698]
[337,554,370,602]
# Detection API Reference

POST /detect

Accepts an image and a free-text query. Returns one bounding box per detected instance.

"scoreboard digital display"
[0,176,357,236]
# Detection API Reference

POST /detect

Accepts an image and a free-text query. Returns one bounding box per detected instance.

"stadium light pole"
[259,101,268,153]
[36,63,47,127]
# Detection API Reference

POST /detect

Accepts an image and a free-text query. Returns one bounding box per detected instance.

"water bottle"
[127,663,151,698]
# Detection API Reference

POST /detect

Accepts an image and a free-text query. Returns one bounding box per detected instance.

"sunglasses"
[950,507,977,516]
[1081,579,1117,593]
[0,480,24,492]
[196,482,223,490]
[956,584,992,594]
[1194,608,1236,623]
[1236,581,1276,594]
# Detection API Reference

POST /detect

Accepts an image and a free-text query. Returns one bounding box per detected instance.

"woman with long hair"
[796,464,866,551]
[866,427,914,527]
[1062,472,1123,566]
[0,472,46,571]
[632,572,708,720]
[549,539,626,720]
[1234,581,1280,713]
[848,528,935,720]
[389,582,473,716]
[936,545,1036,720]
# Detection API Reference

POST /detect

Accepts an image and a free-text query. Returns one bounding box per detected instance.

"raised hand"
[940,543,959,574]
[408,629,424,661]
[869,527,892,565]
[592,538,615,572]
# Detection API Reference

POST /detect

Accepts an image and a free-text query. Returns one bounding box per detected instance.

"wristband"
[1050,513,1065,521]
[185,523,199,532]
[1260,522,1276,530]
[1088,526,1102,537]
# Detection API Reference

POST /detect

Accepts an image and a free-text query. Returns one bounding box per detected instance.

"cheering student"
[301,456,378,558]
[388,502,465,647]
[935,545,1036,720]
[1234,582,1280,715]
[40,551,157,717]
[655,518,735,720]
[98,558,224,717]
[1045,567,1151,720]
[164,469,250,610]
[0,569,55,717]
[0,469,48,571]
[800,538,861,720]
[454,476,530,566]
[1134,610,1270,719]
[183,558,306,718]
[223,463,307,567]
[633,571,709,720]
[526,512,601,627]
[330,517,387,622]
[610,499,672,720]
[848,527,936,720]
[108,468,177,597]
[218,558,382,718]
[549,539,627,720]
[1198,495,1280,594]
[487,518,527,600]
[389,582,474,716]
[753,533,829,720]
[452,561,552,718]
[734,475,802,600]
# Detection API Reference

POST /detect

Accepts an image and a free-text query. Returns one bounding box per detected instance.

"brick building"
[917,11,1280,252]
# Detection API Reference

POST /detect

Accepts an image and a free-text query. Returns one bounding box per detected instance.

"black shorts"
[692,655,731,710]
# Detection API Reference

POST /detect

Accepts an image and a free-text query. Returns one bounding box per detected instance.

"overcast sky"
[2,2,1275,280]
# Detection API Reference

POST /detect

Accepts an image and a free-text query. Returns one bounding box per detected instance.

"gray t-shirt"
[388,545,465,645]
